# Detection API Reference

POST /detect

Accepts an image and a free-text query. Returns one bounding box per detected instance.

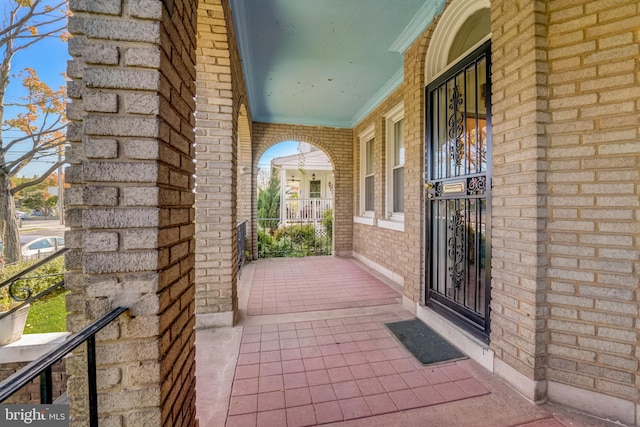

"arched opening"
[425,0,491,83]
[447,8,491,63]
[237,104,252,263]
[256,141,335,258]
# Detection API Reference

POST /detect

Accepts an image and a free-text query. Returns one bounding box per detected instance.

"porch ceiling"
[229,0,446,128]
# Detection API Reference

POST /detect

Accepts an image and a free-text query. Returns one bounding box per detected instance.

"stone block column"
[65,0,197,425]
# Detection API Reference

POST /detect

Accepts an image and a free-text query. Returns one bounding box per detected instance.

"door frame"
[424,40,492,343]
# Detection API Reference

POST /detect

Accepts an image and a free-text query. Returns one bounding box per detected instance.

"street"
[19,218,67,244]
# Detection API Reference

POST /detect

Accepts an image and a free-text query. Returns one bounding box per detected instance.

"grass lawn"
[23,289,69,334]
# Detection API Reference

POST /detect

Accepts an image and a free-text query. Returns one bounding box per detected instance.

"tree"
[257,168,280,231]
[21,191,57,216]
[0,0,68,263]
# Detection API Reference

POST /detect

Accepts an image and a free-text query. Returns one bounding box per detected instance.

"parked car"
[21,236,65,261]
[15,211,29,219]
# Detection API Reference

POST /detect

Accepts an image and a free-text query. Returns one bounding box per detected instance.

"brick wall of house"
[65,0,197,423]
[350,13,437,305]
[352,88,418,297]
[489,0,550,389]
[0,360,67,404]
[401,24,435,305]
[252,123,354,257]
[545,0,639,405]
[195,0,248,321]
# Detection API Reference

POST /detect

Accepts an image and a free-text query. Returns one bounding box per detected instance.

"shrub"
[322,208,333,236]
[0,257,65,309]
[273,224,315,243]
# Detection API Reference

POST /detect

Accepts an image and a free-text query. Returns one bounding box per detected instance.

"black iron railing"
[237,220,247,270]
[0,307,128,427]
[0,248,68,321]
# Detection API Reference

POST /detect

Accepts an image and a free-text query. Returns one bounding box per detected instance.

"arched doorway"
[424,0,492,341]
[256,141,335,258]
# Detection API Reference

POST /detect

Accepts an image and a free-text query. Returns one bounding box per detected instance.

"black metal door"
[425,41,491,342]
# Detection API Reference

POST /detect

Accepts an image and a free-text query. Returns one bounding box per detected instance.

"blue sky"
[258,141,299,169]
[4,0,298,177]
[4,1,70,178]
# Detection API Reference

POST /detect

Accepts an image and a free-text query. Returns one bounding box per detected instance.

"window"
[391,118,404,212]
[382,102,405,230]
[365,138,374,211]
[309,180,321,198]
[359,125,375,216]
[355,125,376,225]
[28,239,52,250]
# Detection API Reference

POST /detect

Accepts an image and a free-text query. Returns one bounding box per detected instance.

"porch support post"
[490,0,549,401]
[65,0,197,424]
[237,106,253,256]
[281,168,287,222]
[194,0,239,327]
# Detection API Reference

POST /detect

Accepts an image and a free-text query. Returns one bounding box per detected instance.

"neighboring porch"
[195,257,615,427]
[283,199,333,223]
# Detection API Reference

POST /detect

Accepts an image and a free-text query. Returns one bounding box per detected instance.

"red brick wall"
[0,360,67,404]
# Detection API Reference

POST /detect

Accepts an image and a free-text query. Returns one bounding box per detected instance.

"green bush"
[322,208,333,236]
[1,257,65,309]
[273,224,315,243]
[258,222,332,258]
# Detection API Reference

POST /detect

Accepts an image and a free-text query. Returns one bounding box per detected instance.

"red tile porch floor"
[227,313,490,427]
[246,257,401,315]
[196,257,620,427]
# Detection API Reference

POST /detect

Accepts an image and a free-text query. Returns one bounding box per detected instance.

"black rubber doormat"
[385,318,467,365]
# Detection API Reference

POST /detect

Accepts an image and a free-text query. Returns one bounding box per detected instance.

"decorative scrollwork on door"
[467,176,486,195]
[447,208,465,289]
[448,85,464,168]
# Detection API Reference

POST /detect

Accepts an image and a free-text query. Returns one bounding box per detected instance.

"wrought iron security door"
[425,41,491,341]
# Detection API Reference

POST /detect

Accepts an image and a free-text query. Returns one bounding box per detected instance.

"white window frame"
[309,178,322,198]
[379,102,405,232]
[355,124,376,225]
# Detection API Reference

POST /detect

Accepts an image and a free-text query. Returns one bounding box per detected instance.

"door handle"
[425,181,435,200]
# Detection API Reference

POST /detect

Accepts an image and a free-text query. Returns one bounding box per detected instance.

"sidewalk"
[195,257,622,427]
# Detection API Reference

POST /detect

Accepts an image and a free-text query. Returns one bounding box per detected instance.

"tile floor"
[227,313,489,427]
[246,258,400,315]
[197,257,621,427]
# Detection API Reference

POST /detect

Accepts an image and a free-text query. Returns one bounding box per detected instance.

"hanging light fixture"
[311,173,316,180]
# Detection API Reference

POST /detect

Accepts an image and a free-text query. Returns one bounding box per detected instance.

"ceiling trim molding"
[350,67,404,127]
[388,0,447,53]
[229,0,259,117]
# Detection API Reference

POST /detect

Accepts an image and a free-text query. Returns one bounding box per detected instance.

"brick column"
[490,0,549,401]
[544,1,639,423]
[194,0,239,327]
[65,0,197,425]
[238,105,253,256]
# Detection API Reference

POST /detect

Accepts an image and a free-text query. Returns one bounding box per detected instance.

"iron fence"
[237,220,247,270]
